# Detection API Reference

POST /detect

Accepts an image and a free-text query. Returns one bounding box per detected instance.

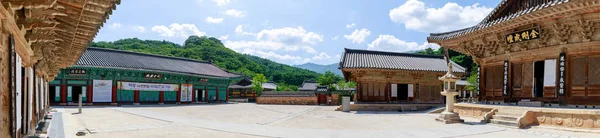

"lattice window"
[361,82,368,97]
[588,57,600,85]
[374,83,380,96]
[420,85,431,99]
[494,66,504,90]
[571,57,586,86]
[523,63,534,87]
[485,67,494,89]
[513,63,523,87]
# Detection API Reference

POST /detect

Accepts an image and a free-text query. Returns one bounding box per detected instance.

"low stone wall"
[327,94,339,105]
[453,104,496,120]
[523,109,600,130]
[256,97,318,105]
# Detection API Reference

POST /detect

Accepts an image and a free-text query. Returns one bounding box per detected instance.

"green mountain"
[294,63,342,76]
[89,36,320,86]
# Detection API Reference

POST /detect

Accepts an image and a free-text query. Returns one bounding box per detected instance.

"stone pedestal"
[436,112,464,124]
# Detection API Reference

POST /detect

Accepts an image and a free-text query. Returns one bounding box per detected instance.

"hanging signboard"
[503,61,508,96]
[144,73,163,79]
[558,53,566,96]
[118,82,179,91]
[93,80,113,102]
[505,28,540,44]
[181,84,193,102]
[69,69,87,75]
[199,78,209,82]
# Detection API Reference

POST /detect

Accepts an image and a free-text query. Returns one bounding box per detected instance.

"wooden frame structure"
[428,0,600,105]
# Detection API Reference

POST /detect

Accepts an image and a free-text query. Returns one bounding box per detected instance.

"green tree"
[317,71,342,90]
[252,74,267,96]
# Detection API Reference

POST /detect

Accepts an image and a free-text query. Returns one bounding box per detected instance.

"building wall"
[256,97,318,105]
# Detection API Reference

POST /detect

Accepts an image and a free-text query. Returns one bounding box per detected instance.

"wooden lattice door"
[570,57,587,97]
[484,66,504,97]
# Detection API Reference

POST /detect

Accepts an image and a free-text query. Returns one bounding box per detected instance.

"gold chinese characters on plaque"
[505,28,540,44]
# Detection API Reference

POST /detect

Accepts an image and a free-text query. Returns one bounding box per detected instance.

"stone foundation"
[256,97,318,105]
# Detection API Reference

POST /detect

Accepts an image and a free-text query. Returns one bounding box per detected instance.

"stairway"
[490,108,529,127]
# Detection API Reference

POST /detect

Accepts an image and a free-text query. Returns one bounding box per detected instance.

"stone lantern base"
[435,112,464,124]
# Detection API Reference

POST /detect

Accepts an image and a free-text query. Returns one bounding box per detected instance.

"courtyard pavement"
[49,103,600,138]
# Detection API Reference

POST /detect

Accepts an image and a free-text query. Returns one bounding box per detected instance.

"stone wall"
[256,97,318,105]
[453,105,495,120]
[523,110,600,130]
[327,94,339,105]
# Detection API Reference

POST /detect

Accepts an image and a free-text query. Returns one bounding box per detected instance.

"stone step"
[492,114,518,122]
[490,119,518,127]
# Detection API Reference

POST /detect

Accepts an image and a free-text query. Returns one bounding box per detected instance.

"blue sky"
[94,0,501,65]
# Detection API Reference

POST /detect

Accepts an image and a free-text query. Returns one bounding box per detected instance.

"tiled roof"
[299,80,318,91]
[339,48,466,73]
[76,47,240,78]
[428,0,570,41]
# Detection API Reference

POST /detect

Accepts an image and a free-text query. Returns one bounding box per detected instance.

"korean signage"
[118,82,179,91]
[415,83,419,98]
[144,73,163,79]
[199,78,209,82]
[503,61,508,96]
[181,84,193,102]
[505,28,540,44]
[558,53,566,96]
[476,67,480,96]
[93,80,113,102]
[69,69,87,75]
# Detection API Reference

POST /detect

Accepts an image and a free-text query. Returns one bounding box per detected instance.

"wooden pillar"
[159,91,164,103]
[192,89,196,102]
[225,88,229,102]
[134,90,140,104]
[176,84,181,103]
[60,82,66,104]
[204,86,208,101]
[112,85,117,104]
[87,83,93,103]
[216,86,220,101]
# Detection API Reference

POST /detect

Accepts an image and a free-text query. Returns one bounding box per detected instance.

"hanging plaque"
[503,61,508,96]
[69,69,87,75]
[476,66,480,96]
[199,78,209,82]
[558,53,566,96]
[144,73,163,79]
[505,28,540,44]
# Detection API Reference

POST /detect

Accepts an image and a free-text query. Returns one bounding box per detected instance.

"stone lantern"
[435,62,464,124]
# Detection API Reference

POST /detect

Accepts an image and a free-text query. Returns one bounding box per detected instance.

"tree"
[252,74,267,96]
[317,71,342,90]
[465,65,479,93]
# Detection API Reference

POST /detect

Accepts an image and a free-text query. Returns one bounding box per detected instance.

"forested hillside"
[89,36,320,86]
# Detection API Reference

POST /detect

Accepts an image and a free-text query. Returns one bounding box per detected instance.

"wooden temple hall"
[428,0,600,106]
[339,48,467,103]
[0,0,120,137]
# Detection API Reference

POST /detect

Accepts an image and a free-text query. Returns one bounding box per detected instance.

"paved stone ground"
[50,103,600,138]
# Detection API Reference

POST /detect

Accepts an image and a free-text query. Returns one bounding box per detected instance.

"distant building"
[50,47,242,105]
[298,80,319,91]
[339,48,466,103]
[228,78,277,102]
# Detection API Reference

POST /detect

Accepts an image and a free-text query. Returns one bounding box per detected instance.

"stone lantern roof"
[439,62,461,81]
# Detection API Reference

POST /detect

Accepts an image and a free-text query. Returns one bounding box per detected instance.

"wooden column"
[60,82,66,104]
[225,89,229,102]
[112,85,117,104]
[87,83,93,103]
[159,91,164,103]
[192,89,196,102]
[176,84,181,103]
[216,86,219,101]
[134,90,140,104]
[204,86,208,101]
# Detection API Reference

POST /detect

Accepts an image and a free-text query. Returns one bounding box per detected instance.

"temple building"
[339,48,466,103]
[228,78,277,102]
[428,0,600,106]
[0,0,120,137]
[50,47,242,105]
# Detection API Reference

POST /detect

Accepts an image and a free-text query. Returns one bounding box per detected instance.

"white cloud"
[110,23,121,29]
[205,17,224,24]
[367,35,439,52]
[241,49,310,64]
[335,54,341,58]
[389,0,492,32]
[219,35,229,40]
[225,40,284,51]
[257,26,324,45]
[344,28,371,44]
[235,25,255,36]
[302,47,317,54]
[331,36,339,40]
[212,0,230,6]
[151,23,206,38]
[312,52,332,60]
[346,23,356,29]
[225,9,245,17]
[133,26,145,33]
